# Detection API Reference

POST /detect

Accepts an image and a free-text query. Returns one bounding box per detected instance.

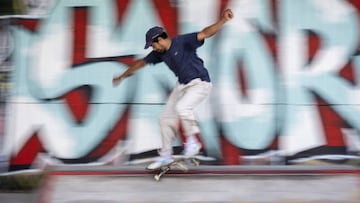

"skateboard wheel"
[154,175,160,181]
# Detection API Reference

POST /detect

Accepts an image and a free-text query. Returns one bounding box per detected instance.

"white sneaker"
[183,141,202,157]
[146,156,174,170]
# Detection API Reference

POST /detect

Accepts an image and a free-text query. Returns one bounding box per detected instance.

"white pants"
[159,78,212,156]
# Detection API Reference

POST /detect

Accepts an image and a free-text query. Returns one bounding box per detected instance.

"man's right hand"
[113,75,124,86]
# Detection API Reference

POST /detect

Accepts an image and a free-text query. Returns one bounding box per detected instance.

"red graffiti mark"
[62,85,92,123]
[114,0,132,25]
[219,0,231,18]
[339,61,356,85]
[16,19,40,32]
[347,0,360,55]
[179,123,187,145]
[9,131,45,170]
[152,0,178,37]
[237,61,249,98]
[89,107,130,157]
[316,95,347,147]
[347,0,360,12]
[263,33,278,65]
[72,7,88,65]
[307,31,321,65]
[220,134,242,165]
[270,0,279,30]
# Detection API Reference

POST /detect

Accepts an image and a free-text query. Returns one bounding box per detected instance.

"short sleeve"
[181,32,204,50]
[143,51,163,64]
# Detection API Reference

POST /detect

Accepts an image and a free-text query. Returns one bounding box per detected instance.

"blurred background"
[0,0,359,174]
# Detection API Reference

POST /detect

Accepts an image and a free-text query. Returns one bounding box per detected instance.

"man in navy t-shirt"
[113,9,233,170]
[144,31,210,85]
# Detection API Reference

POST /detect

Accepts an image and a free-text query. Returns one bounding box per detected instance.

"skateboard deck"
[146,156,200,181]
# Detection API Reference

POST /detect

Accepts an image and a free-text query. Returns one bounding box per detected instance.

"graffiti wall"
[1,0,360,171]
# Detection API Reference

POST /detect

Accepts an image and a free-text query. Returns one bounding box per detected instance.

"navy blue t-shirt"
[143,32,210,84]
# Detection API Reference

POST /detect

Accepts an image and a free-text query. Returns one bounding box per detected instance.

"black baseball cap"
[144,26,164,49]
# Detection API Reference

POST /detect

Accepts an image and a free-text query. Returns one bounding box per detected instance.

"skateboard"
[147,156,200,181]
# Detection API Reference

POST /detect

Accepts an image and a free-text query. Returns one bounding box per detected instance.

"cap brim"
[144,33,161,49]
[144,43,150,49]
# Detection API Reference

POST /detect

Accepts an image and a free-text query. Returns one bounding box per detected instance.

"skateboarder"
[113,9,234,170]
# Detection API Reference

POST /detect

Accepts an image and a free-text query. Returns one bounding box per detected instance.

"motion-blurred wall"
[0,0,360,171]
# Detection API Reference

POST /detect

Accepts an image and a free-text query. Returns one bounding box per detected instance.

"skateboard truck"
[153,157,199,181]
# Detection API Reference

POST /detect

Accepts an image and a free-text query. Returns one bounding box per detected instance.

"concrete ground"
[48,174,359,203]
[1,164,359,203]
[0,192,38,203]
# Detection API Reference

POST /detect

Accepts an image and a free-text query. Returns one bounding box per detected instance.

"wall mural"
[0,0,360,171]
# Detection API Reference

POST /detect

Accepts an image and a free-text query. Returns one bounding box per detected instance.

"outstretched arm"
[113,59,147,85]
[197,9,233,41]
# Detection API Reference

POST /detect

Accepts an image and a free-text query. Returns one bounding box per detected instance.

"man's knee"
[175,103,193,119]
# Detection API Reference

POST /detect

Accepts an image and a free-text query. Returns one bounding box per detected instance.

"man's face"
[151,37,166,53]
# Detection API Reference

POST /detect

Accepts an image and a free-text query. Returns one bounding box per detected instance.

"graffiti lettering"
[1,0,359,170]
